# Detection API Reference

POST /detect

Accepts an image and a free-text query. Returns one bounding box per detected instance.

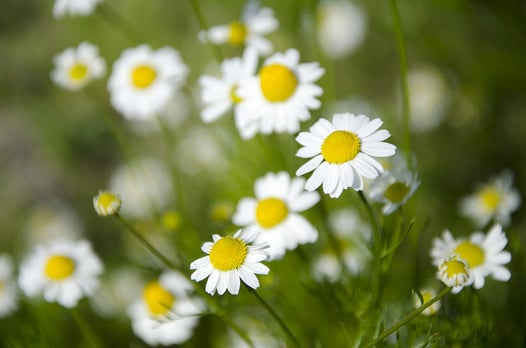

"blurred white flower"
[413,288,441,316]
[93,190,121,217]
[108,45,188,121]
[0,254,18,317]
[317,1,367,59]
[368,169,419,215]
[51,42,105,91]
[18,239,103,308]
[53,0,102,18]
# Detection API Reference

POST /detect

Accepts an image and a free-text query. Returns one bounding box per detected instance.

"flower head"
[232,172,320,260]
[53,0,102,18]
[18,239,103,308]
[296,113,396,198]
[51,42,105,91]
[460,170,521,228]
[368,168,419,214]
[190,229,270,295]
[93,190,121,217]
[235,48,325,138]
[108,45,188,121]
[437,255,473,293]
[0,254,18,317]
[413,288,441,316]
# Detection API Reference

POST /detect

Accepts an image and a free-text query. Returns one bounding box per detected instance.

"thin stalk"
[188,0,223,63]
[71,307,102,348]
[248,287,301,348]
[362,287,451,348]
[390,0,412,168]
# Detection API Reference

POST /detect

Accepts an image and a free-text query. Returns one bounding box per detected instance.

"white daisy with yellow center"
[128,271,204,346]
[51,42,105,91]
[232,172,320,260]
[431,224,511,290]
[108,45,188,121]
[199,47,258,123]
[296,113,396,198]
[53,0,102,18]
[0,255,18,318]
[18,239,103,308]
[460,170,521,228]
[203,6,278,55]
[93,190,121,217]
[437,255,473,293]
[235,48,325,139]
[413,288,441,316]
[368,168,420,215]
[190,229,270,295]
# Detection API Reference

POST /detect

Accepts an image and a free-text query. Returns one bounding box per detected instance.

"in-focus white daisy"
[93,190,121,217]
[51,42,105,91]
[53,0,102,18]
[129,271,204,346]
[202,5,278,55]
[413,288,441,316]
[368,169,420,215]
[0,254,18,317]
[18,239,103,308]
[108,45,188,121]
[190,229,270,295]
[431,224,511,290]
[437,255,472,293]
[236,49,325,138]
[459,170,521,228]
[317,1,367,59]
[296,113,396,198]
[199,48,258,124]
[232,172,320,260]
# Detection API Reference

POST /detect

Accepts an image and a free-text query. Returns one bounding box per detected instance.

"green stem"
[362,287,451,348]
[71,307,102,348]
[390,0,412,168]
[188,0,223,63]
[248,287,301,348]
[98,3,142,41]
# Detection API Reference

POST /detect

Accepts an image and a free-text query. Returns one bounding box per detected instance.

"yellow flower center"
[132,65,157,89]
[454,241,485,268]
[444,259,470,281]
[259,64,298,102]
[228,21,248,46]
[384,182,410,203]
[421,291,433,304]
[97,192,118,209]
[230,85,243,104]
[321,130,361,164]
[143,281,175,316]
[45,255,75,280]
[161,211,182,231]
[69,63,88,81]
[481,187,500,210]
[209,237,248,271]
[256,198,289,228]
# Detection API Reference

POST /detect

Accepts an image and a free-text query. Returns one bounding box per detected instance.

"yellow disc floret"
[259,64,298,102]
[69,63,88,81]
[256,198,289,228]
[93,191,121,217]
[228,21,248,46]
[481,187,500,210]
[45,255,75,280]
[143,281,175,316]
[321,130,361,164]
[443,259,470,284]
[455,241,485,268]
[132,65,157,88]
[209,237,248,271]
[384,182,410,203]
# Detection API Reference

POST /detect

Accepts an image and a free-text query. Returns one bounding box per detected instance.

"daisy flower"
[296,113,396,198]
[51,42,105,91]
[93,190,121,217]
[190,229,270,295]
[437,255,473,293]
[18,239,103,308]
[235,48,325,138]
[413,288,441,316]
[459,170,521,228]
[202,5,278,55]
[199,47,258,123]
[108,45,189,121]
[232,172,320,260]
[0,254,18,317]
[430,224,511,290]
[53,0,102,18]
[368,168,420,215]
[128,271,204,346]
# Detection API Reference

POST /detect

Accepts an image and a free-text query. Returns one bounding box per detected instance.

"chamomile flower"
[18,239,103,308]
[199,48,258,123]
[459,171,521,228]
[296,113,396,198]
[413,288,441,316]
[128,271,204,346]
[236,48,325,138]
[190,229,270,295]
[232,172,320,260]
[53,0,102,18]
[0,255,18,317]
[108,45,188,121]
[368,169,420,215]
[93,190,121,217]
[51,42,105,91]
[431,224,511,289]
[437,255,472,293]
[202,5,278,55]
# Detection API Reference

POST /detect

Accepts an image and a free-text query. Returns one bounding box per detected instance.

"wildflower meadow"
[1,0,526,347]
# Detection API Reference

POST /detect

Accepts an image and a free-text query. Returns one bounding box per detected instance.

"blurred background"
[1,0,526,346]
